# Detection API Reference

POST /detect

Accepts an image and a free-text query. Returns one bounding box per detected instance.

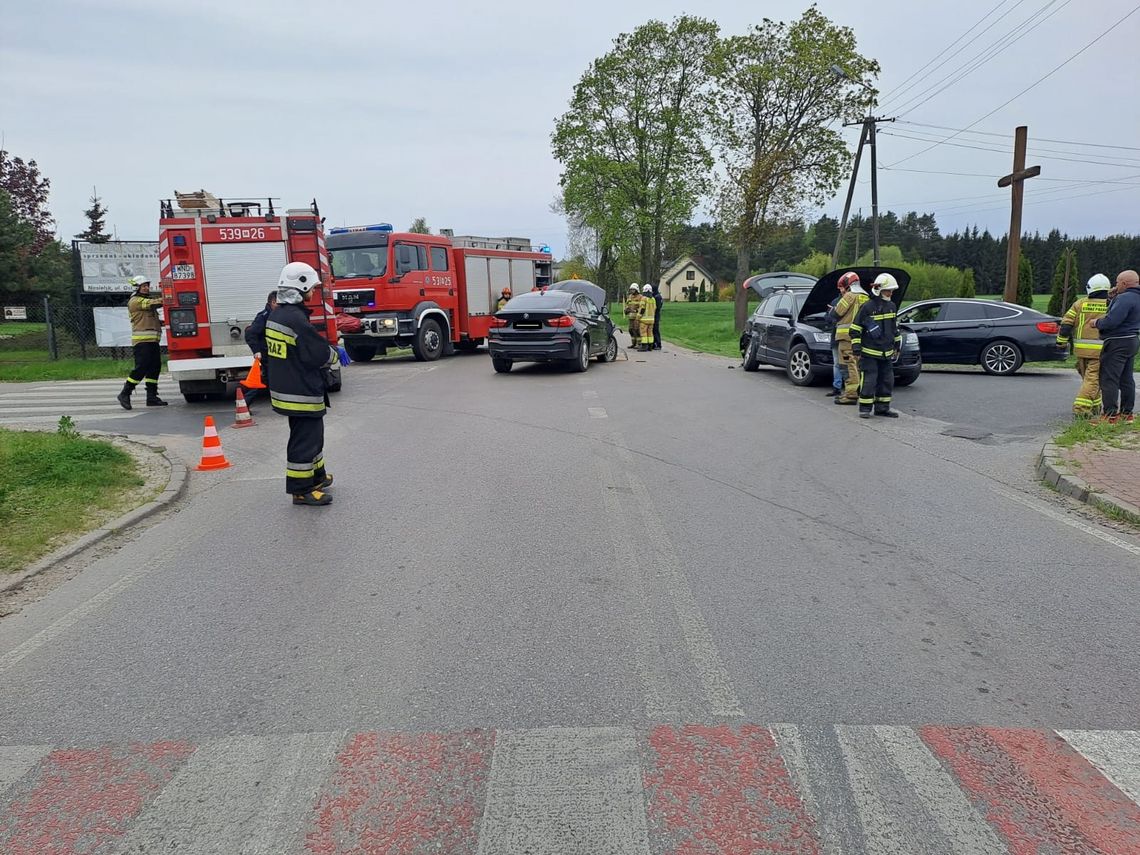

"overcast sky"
[2,0,1137,258]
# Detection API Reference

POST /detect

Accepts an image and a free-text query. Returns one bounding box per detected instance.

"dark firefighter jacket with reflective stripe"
[265,303,336,418]
[850,296,901,359]
[1057,295,1108,358]
[128,293,163,343]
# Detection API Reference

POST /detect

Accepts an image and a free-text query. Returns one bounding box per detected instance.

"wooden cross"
[998,125,1041,302]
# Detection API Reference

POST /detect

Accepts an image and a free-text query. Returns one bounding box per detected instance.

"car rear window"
[983,304,1021,320]
[942,302,991,321]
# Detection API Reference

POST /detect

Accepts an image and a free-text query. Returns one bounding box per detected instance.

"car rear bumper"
[1022,340,1067,363]
[488,335,577,362]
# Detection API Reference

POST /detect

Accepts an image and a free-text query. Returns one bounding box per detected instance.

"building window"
[686,269,696,280]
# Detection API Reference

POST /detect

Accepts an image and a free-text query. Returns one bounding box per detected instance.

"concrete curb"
[0,436,189,595]
[1037,441,1140,522]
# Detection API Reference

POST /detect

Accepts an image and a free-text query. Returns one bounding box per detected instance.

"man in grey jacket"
[1092,269,1140,423]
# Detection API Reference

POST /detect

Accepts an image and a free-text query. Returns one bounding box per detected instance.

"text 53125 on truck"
[158,192,342,401]
[328,224,553,361]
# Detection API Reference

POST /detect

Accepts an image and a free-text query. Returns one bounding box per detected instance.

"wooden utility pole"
[1062,249,1072,309]
[998,126,1041,302]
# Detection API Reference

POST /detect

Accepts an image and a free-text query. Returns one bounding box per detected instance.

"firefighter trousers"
[127,342,162,390]
[858,355,894,414]
[837,340,860,401]
[1074,357,1102,416]
[628,319,640,346]
[286,416,326,495]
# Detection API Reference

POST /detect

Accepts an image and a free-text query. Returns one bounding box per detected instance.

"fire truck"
[327,225,553,361]
[158,192,342,401]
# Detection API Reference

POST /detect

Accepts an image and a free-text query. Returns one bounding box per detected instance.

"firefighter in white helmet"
[116,275,167,409]
[850,273,901,419]
[267,261,339,506]
[638,284,657,351]
[1057,273,1111,417]
[624,283,643,348]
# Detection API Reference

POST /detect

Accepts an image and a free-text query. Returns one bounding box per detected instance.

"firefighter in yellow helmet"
[639,284,656,351]
[1057,273,1111,417]
[624,283,642,348]
[496,287,512,311]
[827,271,869,405]
[850,273,901,418]
[116,276,167,409]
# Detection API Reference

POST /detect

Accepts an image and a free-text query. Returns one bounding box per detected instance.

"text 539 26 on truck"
[158,192,342,401]
[328,225,553,361]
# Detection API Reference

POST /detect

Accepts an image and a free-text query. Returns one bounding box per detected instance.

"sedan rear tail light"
[545,315,575,327]
[1036,321,1060,334]
[490,317,510,328]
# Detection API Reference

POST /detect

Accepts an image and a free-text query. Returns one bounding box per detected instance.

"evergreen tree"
[75,190,111,243]
[958,268,976,298]
[1047,247,1079,316]
[1016,255,1035,308]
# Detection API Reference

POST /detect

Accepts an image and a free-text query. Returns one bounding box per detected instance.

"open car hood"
[799,267,911,322]
[744,271,817,300]
[550,279,607,308]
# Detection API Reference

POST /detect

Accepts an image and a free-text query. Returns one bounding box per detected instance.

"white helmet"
[642,284,653,294]
[277,261,320,304]
[1087,273,1111,294]
[128,275,151,288]
[872,272,899,297]
[629,283,640,292]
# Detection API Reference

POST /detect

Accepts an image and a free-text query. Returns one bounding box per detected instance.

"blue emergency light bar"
[329,223,394,235]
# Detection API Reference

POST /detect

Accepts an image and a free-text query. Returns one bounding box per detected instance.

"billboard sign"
[77,241,160,293]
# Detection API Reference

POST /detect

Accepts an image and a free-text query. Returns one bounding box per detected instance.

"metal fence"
[0,299,136,361]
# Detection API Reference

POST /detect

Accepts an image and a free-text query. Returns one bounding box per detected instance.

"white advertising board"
[78,241,161,293]
[93,308,167,347]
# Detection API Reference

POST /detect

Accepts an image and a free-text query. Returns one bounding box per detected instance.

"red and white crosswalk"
[1,724,1138,854]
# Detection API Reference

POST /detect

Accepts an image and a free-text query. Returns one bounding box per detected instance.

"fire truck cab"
[158,192,341,401]
[328,225,552,361]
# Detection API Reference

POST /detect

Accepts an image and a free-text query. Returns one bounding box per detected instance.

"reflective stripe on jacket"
[832,292,869,341]
[128,294,163,343]
[1057,296,1108,357]
[850,297,900,358]
[624,294,643,319]
[640,296,656,324]
[265,303,336,419]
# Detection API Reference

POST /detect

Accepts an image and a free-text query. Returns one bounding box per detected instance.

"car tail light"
[545,315,575,327]
[1036,321,1059,334]
[490,317,510,328]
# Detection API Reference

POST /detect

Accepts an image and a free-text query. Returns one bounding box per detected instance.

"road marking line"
[872,726,1006,854]
[993,487,1140,557]
[1059,730,1140,805]
[116,732,342,855]
[0,746,50,798]
[477,726,650,855]
[587,407,608,419]
[582,390,599,399]
[771,724,862,855]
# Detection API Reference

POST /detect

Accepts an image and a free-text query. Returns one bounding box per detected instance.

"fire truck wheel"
[344,344,377,363]
[412,318,445,362]
[492,357,513,374]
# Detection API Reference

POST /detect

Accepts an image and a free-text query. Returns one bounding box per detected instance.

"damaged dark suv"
[739,267,922,387]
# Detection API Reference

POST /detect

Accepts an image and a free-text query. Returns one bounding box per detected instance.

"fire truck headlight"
[382,318,396,328]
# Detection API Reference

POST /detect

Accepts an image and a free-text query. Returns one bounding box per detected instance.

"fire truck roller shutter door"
[466,257,491,315]
[201,242,289,326]
[488,258,510,309]
[510,258,535,294]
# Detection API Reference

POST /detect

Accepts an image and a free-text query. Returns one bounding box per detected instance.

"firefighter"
[850,273,901,419]
[639,284,656,351]
[651,282,663,349]
[624,283,642,348]
[242,290,278,407]
[267,261,339,507]
[116,275,167,409]
[827,271,869,405]
[1057,273,1111,417]
[496,287,512,311]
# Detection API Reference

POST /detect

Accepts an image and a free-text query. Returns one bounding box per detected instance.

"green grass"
[0,428,143,573]
[612,301,743,358]
[1052,416,1140,449]
[0,352,140,382]
[0,321,47,337]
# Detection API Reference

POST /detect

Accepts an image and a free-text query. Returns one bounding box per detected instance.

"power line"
[881,129,1140,169]
[900,120,1140,153]
[887,4,1140,167]
[879,0,1025,105]
[885,0,1072,116]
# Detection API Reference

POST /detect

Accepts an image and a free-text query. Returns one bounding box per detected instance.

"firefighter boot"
[145,388,168,407]
[116,382,134,411]
[293,489,333,507]
[316,473,334,490]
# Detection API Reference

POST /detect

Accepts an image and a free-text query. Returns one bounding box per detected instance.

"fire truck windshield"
[330,247,388,279]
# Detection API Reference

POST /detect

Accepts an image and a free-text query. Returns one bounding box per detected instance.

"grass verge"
[611,302,744,358]
[0,428,144,573]
[1052,416,1140,449]
[0,354,139,383]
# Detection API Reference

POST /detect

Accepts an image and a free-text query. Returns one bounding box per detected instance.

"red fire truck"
[327,225,553,361]
[158,193,342,401]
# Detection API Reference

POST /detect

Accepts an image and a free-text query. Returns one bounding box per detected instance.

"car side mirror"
[774,309,793,324]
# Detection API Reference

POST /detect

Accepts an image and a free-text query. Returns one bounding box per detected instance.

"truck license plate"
[171,264,195,280]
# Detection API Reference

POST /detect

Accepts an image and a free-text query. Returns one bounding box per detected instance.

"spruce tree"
[76,190,111,243]
[1016,255,1035,308]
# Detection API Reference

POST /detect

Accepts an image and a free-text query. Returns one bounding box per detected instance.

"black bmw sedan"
[739,267,923,387]
[488,284,618,373]
[896,298,1065,375]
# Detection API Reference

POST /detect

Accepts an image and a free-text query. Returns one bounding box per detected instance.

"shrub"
[957,268,976,298]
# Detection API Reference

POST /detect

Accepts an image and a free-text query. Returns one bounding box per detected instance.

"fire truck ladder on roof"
[160,194,281,220]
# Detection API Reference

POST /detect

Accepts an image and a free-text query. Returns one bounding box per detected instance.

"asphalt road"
[1,344,1138,852]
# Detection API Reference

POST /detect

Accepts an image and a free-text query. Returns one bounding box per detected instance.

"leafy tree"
[0,149,54,252]
[711,7,878,331]
[553,16,720,286]
[408,217,431,234]
[1016,254,1035,308]
[1047,247,1079,316]
[0,190,34,295]
[958,268,976,298]
[76,190,111,243]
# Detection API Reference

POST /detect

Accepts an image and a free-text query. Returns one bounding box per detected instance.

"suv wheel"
[785,342,814,386]
[742,334,761,371]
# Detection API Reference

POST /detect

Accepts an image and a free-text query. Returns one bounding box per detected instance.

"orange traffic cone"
[195,415,232,471]
[242,357,265,390]
[232,388,255,428]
